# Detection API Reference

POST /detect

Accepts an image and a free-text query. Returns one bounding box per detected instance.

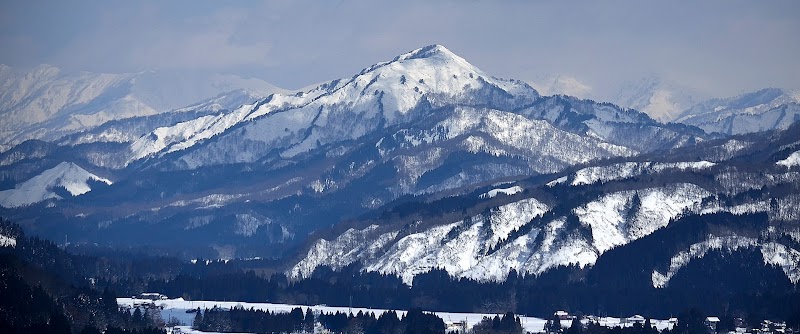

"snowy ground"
[118,298,674,333]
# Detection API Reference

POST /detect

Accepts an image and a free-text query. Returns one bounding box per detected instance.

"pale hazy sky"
[1,0,798,99]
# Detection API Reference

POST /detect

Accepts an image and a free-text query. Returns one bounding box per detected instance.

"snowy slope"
[675,88,800,135]
[0,64,282,150]
[61,89,267,147]
[516,95,702,153]
[380,106,635,195]
[291,183,709,284]
[291,197,549,284]
[777,150,800,168]
[0,162,111,208]
[127,45,539,167]
[574,183,709,253]
[651,236,800,288]
[567,161,716,186]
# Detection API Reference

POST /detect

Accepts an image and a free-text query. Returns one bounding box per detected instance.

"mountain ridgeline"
[0,45,798,314]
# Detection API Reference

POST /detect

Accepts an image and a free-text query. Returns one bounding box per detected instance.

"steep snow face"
[129,45,539,167]
[675,88,800,135]
[0,162,111,208]
[651,236,800,288]
[574,183,709,253]
[0,65,281,150]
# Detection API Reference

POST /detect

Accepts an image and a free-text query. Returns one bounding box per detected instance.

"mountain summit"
[127,45,540,167]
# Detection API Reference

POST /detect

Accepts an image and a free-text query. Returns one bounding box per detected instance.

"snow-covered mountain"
[116,45,702,172]
[123,45,538,168]
[610,75,704,123]
[290,178,711,284]
[289,123,800,287]
[0,162,111,208]
[674,88,800,135]
[0,64,282,150]
[0,45,723,258]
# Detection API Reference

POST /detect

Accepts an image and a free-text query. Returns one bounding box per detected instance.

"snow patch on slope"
[366,223,460,285]
[651,235,759,288]
[482,185,522,198]
[0,234,15,247]
[0,162,111,208]
[234,214,272,237]
[467,218,597,281]
[571,161,715,186]
[761,242,800,283]
[290,226,399,279]
[777,150,800,168]
[652,236,800,288]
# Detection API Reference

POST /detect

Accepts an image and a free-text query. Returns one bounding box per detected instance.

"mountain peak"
[396,44,458,61]
[357,44,477,75]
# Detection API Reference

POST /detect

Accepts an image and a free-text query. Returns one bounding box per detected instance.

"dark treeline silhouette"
[0,219,165,334]
[193,306,444,334]
[472,312,523,334]
[3,213,800,332]
[144,216,799,329]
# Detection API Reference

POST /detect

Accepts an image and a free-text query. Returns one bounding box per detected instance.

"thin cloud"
[0,0,798,95]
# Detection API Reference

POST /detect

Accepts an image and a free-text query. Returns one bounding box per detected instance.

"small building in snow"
[445,320,467,333]
[136,292,168,300]
[625,315,646,325]
[705,316,720,333]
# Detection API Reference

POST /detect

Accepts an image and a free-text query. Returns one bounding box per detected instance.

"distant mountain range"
[675,87,800,135]
[0,46,798,293]
[290,123,800,287]
[0,64,283,151]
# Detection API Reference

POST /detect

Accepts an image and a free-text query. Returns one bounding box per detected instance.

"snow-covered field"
[118,298,674,333]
